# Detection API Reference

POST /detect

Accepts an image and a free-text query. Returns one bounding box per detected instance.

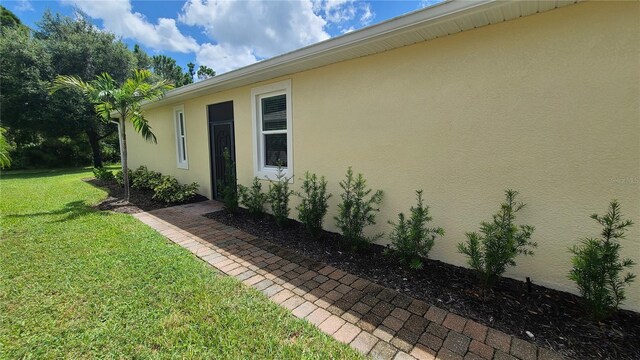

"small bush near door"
[152,175,199,204]
[296,171,331,237]
[334,167,384,249]
[131,166,162,191]
[457,189,536,290]
[115,168,134,187]
[93,167,115,182]
[388,190,444,270]
[569,200,636,320]
[239,177,268,216]
[267,164,293,228]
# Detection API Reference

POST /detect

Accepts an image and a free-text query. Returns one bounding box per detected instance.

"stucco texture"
[125,1,640,310]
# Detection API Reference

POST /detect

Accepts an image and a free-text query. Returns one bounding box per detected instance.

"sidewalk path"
[133,201,566,360]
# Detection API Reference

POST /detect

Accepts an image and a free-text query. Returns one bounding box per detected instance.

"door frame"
[207,101,236,200]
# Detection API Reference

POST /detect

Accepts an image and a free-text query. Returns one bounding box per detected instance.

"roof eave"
[140,0,576,110]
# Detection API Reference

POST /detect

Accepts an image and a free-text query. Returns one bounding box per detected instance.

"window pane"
[181,138,186,161]
[264,133,287,167]
[179,116,185,135]
[262,94,286,131]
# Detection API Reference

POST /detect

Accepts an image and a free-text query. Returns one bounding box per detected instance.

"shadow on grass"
[4,200,108,223]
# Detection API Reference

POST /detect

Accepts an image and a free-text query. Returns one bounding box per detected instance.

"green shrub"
[334,167,383,248]
[267,164,293,227]
[568,200,636,320]
[152,175,199,204]
[131,166,162,191]
[219,148,239,213]
[115,168,134,187]
[296,171,331,237]
[389,190,444,270]
[457,189,536,290]
[93,167,115,182]
[239,177,268,216]
[9,136,92,169]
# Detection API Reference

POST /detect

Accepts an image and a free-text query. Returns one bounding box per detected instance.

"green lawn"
[0,168,362,359]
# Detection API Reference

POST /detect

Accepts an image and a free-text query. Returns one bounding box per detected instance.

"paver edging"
[133,202,569,360]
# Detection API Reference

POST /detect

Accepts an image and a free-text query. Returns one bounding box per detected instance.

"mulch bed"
[206,208,640,360]
[84,178,208,214]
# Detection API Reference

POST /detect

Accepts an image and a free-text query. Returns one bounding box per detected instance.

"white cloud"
[311,0,374,25]
[62,0,199,53]
[196,42,257,74]
[323,0,357,23]
[340,26,355,34]
[419,0,444,9]
[360,3,374,25]
[180,0,375,73]
[180,0,330,59]
[15,0,34,12]
[62,0,376,74]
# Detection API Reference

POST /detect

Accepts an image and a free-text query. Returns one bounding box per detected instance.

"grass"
[0,168,362,359]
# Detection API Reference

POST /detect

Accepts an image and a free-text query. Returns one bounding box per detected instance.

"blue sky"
[6,0,442,74]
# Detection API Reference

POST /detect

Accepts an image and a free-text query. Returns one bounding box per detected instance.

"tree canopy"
[0,6,25,33]
[197,65,216,80]
[0,9,216,169]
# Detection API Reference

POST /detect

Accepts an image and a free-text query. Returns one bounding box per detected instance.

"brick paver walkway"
[133,201,567,360]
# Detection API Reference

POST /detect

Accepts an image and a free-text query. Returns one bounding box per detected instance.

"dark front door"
[208,101,235,200]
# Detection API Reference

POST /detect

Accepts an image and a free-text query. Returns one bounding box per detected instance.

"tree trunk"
[118,117,130,202]
[86,129,103,168]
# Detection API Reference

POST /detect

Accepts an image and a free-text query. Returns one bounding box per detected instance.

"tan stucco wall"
[126,1,640,310]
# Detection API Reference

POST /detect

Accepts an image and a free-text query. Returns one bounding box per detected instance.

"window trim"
[174,105,189,169]
[251,79,293,179]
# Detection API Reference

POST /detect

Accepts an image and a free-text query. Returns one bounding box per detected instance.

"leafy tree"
[152,55,192,87]
[569,200,636,320]
[187,62,196,79]
[388,190,444,269]
[51,70,173,201]
[197,65,216,80]
[1,5,27,33]
[334,167,384,249]
[133,44,151,70]
[34,11,133,167]
[1,11,133,168]
[1,10,188,169]
[457,190,536,290]
[0,25,52,147]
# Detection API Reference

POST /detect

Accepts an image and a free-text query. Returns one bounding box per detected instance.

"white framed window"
[174,105,188,169]
[251,79,293,178]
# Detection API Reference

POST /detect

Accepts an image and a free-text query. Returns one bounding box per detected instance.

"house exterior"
[125,0,640,311]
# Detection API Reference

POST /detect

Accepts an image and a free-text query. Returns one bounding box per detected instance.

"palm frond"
[130,110,157,144]
[0,128,12,169]
[49,75,94,96]
[133,69,153,83]
[95,102,115,122]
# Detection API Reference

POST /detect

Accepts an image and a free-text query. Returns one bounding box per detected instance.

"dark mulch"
[85,178,208,214]
[206,209,640,360]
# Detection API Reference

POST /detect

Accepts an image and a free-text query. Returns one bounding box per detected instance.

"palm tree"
[0,128,12,169]
[51,69,173,201]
